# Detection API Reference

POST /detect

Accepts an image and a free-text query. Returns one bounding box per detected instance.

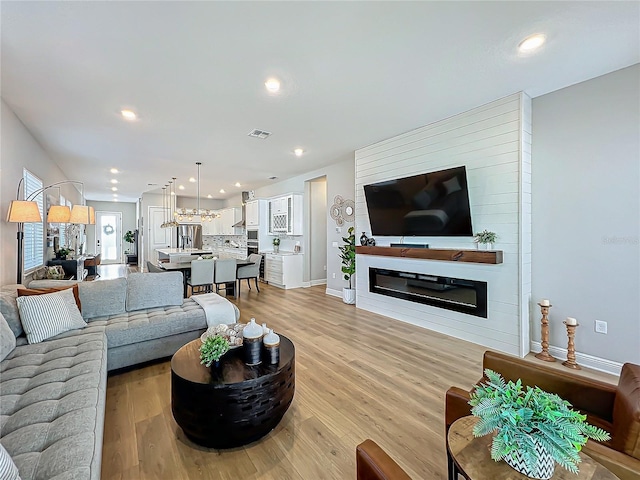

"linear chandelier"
[172,162,216,222]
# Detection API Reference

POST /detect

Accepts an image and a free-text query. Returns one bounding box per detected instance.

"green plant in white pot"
[469,369,610,479]
[339,226,356,304]
[473,229,497,249]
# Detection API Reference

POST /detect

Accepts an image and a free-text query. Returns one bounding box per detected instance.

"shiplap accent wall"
[355,93,532,357]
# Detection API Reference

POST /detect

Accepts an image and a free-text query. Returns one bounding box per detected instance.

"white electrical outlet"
[323,265,327,270]
[332,241,338,248]
[332,273,336,279]
[595,320,607,334]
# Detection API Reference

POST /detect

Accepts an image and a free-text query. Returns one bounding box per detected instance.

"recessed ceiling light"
[207,194,212,199]
[294,148,304,157]
[113,193,118,197]
[219,189,226,194]
[234,182,241,187]
[265,78,280,93]
[189,177,196,183]
[178,185,185,190]
[518,33,546,53]
[121,109,137,120]
[110,179,118,184]
[111,187,118,192]
[110,168,119,174]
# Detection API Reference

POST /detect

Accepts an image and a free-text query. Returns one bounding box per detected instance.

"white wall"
[1,100,81,285]
[86,201,137,256]
[355,93,532,357]
[248,157,355,293]
[531,64,640,367]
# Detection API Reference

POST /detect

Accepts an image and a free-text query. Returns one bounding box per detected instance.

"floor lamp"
[6,178,95,284]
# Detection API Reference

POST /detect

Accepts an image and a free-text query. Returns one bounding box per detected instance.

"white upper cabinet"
[201,208,241,235]
[245,199,264,228]
[268,194,303,236]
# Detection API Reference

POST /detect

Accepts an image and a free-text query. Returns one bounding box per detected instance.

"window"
[23,169,44,271]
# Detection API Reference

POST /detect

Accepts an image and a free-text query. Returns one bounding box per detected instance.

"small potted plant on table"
[339,226,356,304]
[469,369,610,479]
[199,335,230,369]
[272,237,280,253]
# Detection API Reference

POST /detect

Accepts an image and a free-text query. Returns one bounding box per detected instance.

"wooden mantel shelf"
[355,246,503,265]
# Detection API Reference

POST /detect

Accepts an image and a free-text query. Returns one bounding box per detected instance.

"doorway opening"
[95,211,123,264]
[306,176,327,286]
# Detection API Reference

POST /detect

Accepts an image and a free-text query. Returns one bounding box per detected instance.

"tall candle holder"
[535,302,556,362]
[562,321,581,370]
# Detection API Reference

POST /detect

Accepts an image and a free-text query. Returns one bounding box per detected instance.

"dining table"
[158,258,254,298]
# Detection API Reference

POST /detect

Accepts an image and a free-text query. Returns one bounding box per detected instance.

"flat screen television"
[363,166,473,236]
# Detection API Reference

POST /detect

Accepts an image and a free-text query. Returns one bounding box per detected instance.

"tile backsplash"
[202,235,248,259]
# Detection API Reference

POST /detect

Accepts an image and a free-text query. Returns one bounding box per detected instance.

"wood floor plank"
[101,283,614,479]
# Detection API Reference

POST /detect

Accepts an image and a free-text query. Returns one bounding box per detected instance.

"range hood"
[232,191,250,228]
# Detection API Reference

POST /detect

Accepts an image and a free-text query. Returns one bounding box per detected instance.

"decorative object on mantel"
[199,335,230,369]
[563,318,581,370]
[272,237,280,253]
[339,226,356,304]
[366,236,376,246]
[469,369,610,479]
[359,232,369,246]
[330,195,355,226]
[473,229,497,250]
[535,300,556,362]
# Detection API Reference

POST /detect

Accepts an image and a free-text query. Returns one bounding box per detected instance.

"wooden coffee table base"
[171,337,295,449]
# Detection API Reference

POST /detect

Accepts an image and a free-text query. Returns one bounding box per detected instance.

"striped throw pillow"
[15,287,87,344]
[0,444,20,480]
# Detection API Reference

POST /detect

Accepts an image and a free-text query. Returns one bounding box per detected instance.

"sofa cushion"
[78,278,127,320]
[17,284,82,311]
[15,288,87,344]
[0,312,16,362]
[87,298,208,348]
[0,288,23,338]
[0,444,20,480]
[0,329,107,480]
[125,272,183,312]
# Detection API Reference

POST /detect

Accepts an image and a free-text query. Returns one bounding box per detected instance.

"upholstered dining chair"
[146,261,165,273]
[236,254,262,294]
[187,258,214,296]
[213,259,237,296]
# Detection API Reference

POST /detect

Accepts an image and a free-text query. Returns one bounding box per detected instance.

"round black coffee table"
[171,335,295,448]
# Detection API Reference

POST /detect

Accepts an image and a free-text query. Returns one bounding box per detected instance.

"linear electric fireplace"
[369,268,487,318]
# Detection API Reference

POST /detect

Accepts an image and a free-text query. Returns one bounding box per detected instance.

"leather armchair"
[356,440,411,480]
[445,351,640,480]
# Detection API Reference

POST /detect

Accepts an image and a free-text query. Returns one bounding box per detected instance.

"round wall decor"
[103,224,114,235]
[330,195,354,226]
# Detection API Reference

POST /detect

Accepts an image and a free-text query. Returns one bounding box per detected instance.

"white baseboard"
[530,341,622,376]
[325,288,342,298]
[310,279,327,286]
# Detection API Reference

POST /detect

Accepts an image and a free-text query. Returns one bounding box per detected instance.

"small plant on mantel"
[473,229,497,245]
[469,369,610,479]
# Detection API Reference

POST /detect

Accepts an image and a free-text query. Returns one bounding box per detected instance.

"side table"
[447,416,619,480]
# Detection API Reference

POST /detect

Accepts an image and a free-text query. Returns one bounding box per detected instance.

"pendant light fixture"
[172,163,215,222]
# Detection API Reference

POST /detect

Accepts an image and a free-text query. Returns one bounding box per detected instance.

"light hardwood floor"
[100,282,616,480]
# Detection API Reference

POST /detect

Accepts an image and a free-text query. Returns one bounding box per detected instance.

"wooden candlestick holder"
[562,322,581,370]
[535,303,556,362]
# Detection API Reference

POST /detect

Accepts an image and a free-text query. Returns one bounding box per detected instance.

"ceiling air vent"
[247,129,272,139]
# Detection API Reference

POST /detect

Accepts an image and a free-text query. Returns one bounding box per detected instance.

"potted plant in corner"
[469,369,610,479]
[473,229,497,250]
[123,230,135,254]
[339,226,356,304]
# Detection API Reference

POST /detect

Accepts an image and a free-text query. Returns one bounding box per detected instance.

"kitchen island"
[156,248,213,264]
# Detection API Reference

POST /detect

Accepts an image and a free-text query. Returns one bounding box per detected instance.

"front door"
[96,211,123,264]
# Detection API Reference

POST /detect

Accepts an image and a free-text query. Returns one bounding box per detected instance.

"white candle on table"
[565,317,577,326]
[540,299,550,306]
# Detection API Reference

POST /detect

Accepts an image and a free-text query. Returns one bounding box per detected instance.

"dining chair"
[237,254,262,294]
[214,259,237,296]
[187,258,215,296]
[147,261,165,273]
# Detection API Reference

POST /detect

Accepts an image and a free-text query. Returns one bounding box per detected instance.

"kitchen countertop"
[156,248,213,255]
[260,250,302,256]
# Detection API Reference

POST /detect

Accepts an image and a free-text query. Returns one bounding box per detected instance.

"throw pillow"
[17,284,82,311]
[0,312,16,362]
[442,175,462,195]
[0,289,23,338]
[15,288,87,344]
[0,443,20,480]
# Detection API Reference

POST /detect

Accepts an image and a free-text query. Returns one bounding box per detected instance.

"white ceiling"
[2,1,638,203]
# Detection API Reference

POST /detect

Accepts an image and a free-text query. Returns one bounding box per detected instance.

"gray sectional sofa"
[0,272,239,480]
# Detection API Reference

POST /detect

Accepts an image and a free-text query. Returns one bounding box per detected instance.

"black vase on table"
[360,232,369,246]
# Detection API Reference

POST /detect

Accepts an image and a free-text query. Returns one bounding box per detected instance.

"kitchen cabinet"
[201,208,240,235]
[246,200,259,228]
[201,214,218,236]
[268,194,303,235]
[264,253,303,289]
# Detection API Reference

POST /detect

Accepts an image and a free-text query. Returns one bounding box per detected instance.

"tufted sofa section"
[0,329,107,480]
